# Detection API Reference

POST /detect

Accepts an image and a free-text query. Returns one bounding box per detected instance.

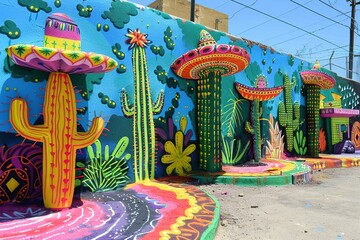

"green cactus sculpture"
[235,75,283,162]
[245,100,262,161]
[170,30,250,172]
[300,61,335,157]
[278,74,300,152]
[121,29,164,182]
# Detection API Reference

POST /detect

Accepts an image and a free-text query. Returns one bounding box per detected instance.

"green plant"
[294,130,307,156]
[222,137,250,165]
[222,92,246,138]
[278,74,300,152]
[121,29,164,182]
[161,116,196,176]
[83,137,131,192]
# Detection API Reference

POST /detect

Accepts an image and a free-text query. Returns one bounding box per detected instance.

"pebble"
[221,219,228,226]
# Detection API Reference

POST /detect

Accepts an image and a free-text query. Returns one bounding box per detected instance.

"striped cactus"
[10,72,104,209]
[121,29,164,182]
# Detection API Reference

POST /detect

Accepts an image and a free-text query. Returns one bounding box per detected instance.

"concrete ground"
[199,167,360,240]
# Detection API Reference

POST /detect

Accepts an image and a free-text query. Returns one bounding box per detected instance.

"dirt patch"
[199,167,360,240]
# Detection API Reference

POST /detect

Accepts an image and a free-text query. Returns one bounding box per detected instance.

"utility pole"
[190,0,195,22]
[348,0,360,79]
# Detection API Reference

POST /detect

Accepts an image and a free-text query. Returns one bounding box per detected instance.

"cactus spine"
[121,29,164,182]
[245,100,262,162]
[278,74,300,152]
[10,72,104,209]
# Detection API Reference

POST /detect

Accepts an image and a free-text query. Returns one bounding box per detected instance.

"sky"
[129,0,360,81]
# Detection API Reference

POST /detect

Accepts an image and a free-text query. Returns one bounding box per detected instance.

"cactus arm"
[87,143,95,160]
[293,101,300,130]
[152,90,165,115]
[73,117,104,148]
[120,88,134,117]
[278,101,286,127]
[245,121,254,134]
[112,136,129,158]
[290,75,296,88]
[10,98,45,142]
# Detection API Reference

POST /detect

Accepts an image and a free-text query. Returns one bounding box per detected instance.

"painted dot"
[13,88,17,91]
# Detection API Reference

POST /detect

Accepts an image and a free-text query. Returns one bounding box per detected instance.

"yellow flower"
[161,131,196,176]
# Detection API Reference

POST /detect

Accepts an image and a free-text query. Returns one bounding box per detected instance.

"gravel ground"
[199,167,360,240]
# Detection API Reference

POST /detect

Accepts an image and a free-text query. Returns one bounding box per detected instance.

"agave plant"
[83,137,131,192]
[265,114,285,159]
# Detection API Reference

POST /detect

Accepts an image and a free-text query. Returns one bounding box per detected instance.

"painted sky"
[130,0,360,81]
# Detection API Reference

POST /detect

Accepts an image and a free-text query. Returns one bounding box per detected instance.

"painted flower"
[161,117,196,176]
[126,28,152,49]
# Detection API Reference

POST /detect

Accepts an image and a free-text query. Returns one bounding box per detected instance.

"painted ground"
[0,153,359,239]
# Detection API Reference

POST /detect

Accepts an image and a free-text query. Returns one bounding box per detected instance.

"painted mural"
[0,0,360,238]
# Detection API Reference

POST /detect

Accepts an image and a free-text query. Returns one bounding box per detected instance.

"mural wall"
[0,0,360,208]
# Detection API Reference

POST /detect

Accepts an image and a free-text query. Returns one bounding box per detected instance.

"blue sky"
[130,0,360,81]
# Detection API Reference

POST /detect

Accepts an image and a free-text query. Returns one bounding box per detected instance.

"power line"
[261,12,350,42]
[229,0,349,53]
[217,0,258,20]
[290,0,360,36]
[215,0,231,10]
[319,0,352,20]
[238,0,311,34]
[271,17,350,47]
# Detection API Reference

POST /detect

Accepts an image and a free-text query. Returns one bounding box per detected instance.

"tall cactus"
[10,72,104,209]
[121,28,164,182]
[278,74,300,152]
[245,100,262,162]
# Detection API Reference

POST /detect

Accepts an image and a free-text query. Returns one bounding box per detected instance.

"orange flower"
[126,28,152,49]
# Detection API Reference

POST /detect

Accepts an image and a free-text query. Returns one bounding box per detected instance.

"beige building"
[148,0,228,32]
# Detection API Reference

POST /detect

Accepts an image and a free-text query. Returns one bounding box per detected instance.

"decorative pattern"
[0,144,42,205]
[171,30,250,172]
[7,13,117,209]
[0,181,219,240]
[7,45,117,74]
[351,121,360,150]
[121,28,165,182]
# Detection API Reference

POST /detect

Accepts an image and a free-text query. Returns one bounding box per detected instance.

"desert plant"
[266,114,285,159]
[83,137,131,192]
[222,137,250,165]
[278,74,300,152]
[121,29,164,182]
[294,130,307,156]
